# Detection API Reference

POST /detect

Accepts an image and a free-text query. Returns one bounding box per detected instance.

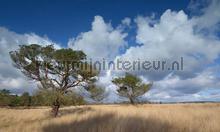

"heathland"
[0,103,220,132]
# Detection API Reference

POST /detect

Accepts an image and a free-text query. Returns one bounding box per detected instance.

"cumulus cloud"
[116,9,220,79]
[101,0,220,102]
[190,0,220,30]
[145,66,220,102]
[0,27,59,94]
[66,0,220,103]
[68,16,127,60]
[121,17,131,26]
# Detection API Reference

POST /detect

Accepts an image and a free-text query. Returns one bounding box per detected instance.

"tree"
[31,89,86,106]
[62,92,86,106]
[20,92,31,106]
[112,73,152,104]
[0,89,11,106]
[9,95,21,107]
[87,84,106,102]
[0,89,10,95]
[10,44,98,117]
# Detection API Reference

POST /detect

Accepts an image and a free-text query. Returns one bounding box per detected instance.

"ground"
[0,103,220,132]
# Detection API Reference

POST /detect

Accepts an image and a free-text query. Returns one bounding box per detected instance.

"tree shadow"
[58,106,94,117]
[43,113,175,132]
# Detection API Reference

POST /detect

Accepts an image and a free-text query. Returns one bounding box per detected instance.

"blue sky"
[0,0,190,45]
[1,0,220,102]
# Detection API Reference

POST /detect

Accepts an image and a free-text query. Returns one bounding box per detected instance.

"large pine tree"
[10,44,98,116]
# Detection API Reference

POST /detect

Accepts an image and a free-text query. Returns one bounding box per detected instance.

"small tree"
[112,73,152,104]
[9,95,21,107]
[31,89,86,106]
[0,89,11,106]
[0,89,10,95]
[20,92,31,106]
[10,44,98,117]
[87,84,106,102]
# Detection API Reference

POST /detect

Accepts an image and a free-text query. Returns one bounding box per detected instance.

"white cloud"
[190,0,220,30]
[113,8,220,80]
[68,16,127,60]
[0,27,60,94]
[102,0,220,102]
[121,17,131,26]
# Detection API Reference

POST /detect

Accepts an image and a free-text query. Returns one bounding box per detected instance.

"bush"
[0,89,86,107]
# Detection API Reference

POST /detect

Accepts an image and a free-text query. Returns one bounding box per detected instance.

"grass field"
[0,103,220,132]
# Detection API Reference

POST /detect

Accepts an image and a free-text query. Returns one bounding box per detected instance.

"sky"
[0,0,189,45]
[1,0,220,102]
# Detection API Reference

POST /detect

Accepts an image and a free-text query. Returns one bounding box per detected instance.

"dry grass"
[0,103,220,132]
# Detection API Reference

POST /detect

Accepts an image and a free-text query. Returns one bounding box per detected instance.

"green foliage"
[0,89,86,107]
[62,92,86,106]
[0,89,11,106]
[8,95,21,107]
[9,44,98,84]
[87,85,106,102]
[9,44,98,112]
[0,89,10,95]
[0,89,21,107]
[20,92,31,106]
[31,89,86,106]
[112,73,152,104]
[53,49,86,61]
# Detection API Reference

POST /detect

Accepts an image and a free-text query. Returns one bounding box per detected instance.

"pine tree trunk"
[52,99,60,117]
[129,97,135,104]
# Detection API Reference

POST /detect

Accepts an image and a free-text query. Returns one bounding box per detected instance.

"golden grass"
[0,103,220,132]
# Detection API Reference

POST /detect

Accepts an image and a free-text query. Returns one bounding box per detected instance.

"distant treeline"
[0,89,86,107]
